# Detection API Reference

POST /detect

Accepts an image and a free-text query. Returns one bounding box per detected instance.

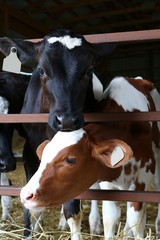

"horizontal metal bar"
[76,190,160,203]
[0,186,21,197]
[85,29,160,43]
[0,112,160,123]
[84,112,160,122]
[0,186,160,203]
[0,113,49,123]
[28,29,160,43]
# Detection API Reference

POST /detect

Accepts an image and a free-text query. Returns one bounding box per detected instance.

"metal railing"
[0,28,160,203]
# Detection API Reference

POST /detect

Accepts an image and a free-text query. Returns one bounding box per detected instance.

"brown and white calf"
[21,76,160,239]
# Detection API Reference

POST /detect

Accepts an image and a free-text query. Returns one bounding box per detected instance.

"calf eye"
[38,67,45,77]
[66,157,77,165]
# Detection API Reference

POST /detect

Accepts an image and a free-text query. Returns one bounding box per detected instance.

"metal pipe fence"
[0,28,160,203]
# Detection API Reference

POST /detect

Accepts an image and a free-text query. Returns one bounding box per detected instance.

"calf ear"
[96,139,133,168]
[36,140,49,160]
[0,37,42,63]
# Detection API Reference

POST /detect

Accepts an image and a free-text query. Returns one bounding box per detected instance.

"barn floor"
[0,131,158,239]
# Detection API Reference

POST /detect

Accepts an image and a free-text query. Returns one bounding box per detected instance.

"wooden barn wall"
[105,48,160,91]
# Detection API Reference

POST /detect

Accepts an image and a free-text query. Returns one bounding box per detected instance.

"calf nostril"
[55,116,62,126]
[54,114,83,131]
[20,188,34,203]
[26,193,34,201]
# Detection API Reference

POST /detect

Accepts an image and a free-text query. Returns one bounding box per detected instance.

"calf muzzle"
[49,112,84,131]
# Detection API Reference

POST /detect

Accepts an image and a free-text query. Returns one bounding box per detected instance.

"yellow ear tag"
[2,47,21,74]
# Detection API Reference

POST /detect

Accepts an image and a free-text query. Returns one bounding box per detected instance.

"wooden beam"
[27,29,160,44]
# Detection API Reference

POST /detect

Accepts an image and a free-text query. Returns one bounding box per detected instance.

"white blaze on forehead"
[42,128,85,164]
[22,128,86,194]
[102,76,150,112]
[47,35,82,49]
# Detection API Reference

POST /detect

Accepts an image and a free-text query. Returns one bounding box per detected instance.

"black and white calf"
[0,96,13,221]
[0,29,115,238]
[0,71,30,221]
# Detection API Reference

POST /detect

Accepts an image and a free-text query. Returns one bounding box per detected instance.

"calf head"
[0,29,116,131]
[20,128,132,210]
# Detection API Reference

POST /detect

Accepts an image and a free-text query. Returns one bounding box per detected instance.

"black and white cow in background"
[0,71,30,221]
[0,29,116,238]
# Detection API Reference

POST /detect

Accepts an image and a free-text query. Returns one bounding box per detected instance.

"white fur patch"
[92,73,103,101]
[111,146,124,166]
[20,71,32,76]
[150,88,160,129]
[22,128,85,195]
[47,36,82,49]
[0,96,9,114]
[103,77,150,112]
[134,76,143,80]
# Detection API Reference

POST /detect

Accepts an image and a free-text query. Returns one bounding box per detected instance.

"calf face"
[20,129,132,210]
[0,29,116,131]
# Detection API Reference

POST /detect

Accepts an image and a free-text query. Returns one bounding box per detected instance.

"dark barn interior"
[0,0,160,89]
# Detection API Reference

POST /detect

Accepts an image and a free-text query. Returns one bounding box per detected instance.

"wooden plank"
[28,29,160,43]
[0,112,160,123]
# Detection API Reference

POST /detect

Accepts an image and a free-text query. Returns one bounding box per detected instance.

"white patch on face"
[0,96,9,114]
[102,76,150,112]
[47,35,82,49]
[22,128,86,195]
[111,146,124,166]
